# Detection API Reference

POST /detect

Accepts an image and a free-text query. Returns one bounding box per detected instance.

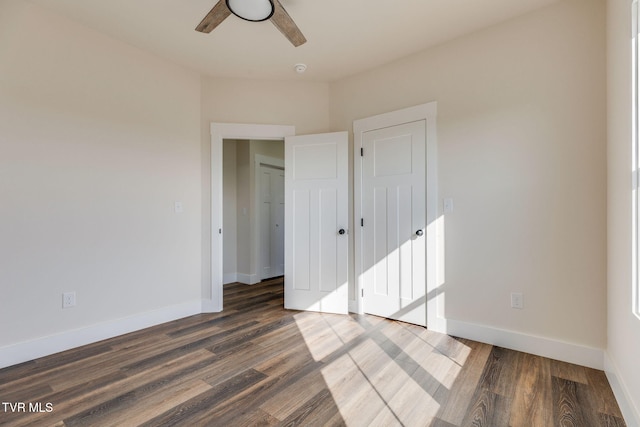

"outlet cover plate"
[63,292,76,308]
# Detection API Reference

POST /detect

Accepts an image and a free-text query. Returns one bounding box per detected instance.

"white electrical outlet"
[511,292,523,309]
[62,292,76,308]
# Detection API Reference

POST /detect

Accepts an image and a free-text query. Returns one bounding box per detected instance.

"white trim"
[605,353,640,426]
[223,273,238,284]
[352,102,443,332]
[237,273,260,285]
[348,300,359,313]
[254,155,285,282]
[0,300,201,369]
[446,318,604,370]
[634,0,640,319]
[209,123,295,313]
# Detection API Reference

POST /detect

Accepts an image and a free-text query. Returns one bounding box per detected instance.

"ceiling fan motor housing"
[225,0,274,22]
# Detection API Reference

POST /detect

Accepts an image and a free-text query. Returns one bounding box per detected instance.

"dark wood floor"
[0,278,626,426]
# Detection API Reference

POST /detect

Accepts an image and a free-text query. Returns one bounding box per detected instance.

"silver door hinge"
[361,289,364,297]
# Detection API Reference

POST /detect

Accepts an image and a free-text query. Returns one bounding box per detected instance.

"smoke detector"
[294,63,307,74]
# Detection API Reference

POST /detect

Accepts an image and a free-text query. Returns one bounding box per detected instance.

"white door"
[259,164,285,279]
[284,132,348,314]
[361,120,427,326]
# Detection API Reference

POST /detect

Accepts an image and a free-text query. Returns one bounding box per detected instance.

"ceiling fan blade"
[270,0,307,47]
[196,0,231,33]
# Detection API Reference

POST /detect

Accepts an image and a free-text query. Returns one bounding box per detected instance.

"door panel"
[285,132,348,314]
[271,170,285,277]
[259,165,285,280]
[362,120,426,326]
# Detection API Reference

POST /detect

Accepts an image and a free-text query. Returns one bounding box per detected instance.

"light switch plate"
[444,198,454,213]
[511,292,523,309]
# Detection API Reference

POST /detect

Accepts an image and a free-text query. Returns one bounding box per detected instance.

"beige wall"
[235,140,251,277]
[222,140,238,276]
[607,0,640,421]
[0,1,202,346]
[330,0,607,349]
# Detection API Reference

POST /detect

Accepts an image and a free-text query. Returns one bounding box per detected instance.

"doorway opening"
[222,139,285,287]
[209,124,349,316]
[208,123,295,313]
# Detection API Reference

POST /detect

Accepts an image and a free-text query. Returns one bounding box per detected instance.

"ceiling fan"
[196,0,307,47]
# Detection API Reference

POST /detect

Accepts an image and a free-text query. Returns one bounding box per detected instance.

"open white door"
[284,132,348,314]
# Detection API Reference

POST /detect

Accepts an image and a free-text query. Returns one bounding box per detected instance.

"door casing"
[353,102,444,332]
[208,123,295,313]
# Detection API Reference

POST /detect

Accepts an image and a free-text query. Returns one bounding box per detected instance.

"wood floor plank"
[552,376,595,427]
[490,347,523,398]
[189,358,328,426]
[229,408,281,426]
[138,368,268,427]
[0,278,625,427]
[461,387,511,427]
[258,369,327,420]
[2,350,215,427]
[585,367,625,419]
[69,379,212,427]
[431,418,458,427]
[0,382,54,404]
[277,388,341,426]
[551,358,589,384]
[370,367,441,426]
[509,352,553,427]
[62,351,220,427]
[434,340,494,426]
[600,413,628,427]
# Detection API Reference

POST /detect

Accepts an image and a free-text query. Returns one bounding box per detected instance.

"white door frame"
[255,155,285,281]
[353,102,445,332]
[206,123,295,313]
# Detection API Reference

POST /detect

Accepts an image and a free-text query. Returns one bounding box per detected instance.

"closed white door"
[259,165,285,279]
[362,120,427,326]
[284,132,348,314]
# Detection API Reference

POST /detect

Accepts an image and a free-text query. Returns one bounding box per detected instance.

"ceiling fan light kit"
[225,0,274,22]
[196,0,307,47]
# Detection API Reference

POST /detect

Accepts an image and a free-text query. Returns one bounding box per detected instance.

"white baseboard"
[348,300,361,314]
[0,300,201,369]
[201,298,221,313]
[445,318,604,370]
[236,273,259,285]
[223,273,237,285]
[605,353,640,427]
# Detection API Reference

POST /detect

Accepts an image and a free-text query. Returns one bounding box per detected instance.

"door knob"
[416,229,424,236]
[338,229,346,235]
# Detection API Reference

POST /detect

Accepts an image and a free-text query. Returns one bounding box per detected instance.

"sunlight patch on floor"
[293,311,471,425]
[293,312,365,361]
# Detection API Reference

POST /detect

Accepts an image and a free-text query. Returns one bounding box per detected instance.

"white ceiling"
[29,0,560,82]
